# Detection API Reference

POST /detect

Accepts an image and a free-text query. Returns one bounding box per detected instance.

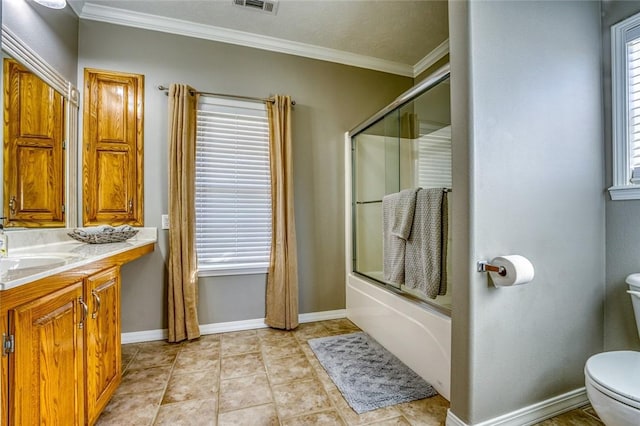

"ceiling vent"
[232,0,278,15]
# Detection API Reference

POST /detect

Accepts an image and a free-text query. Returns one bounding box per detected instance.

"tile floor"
[96,319,602,425]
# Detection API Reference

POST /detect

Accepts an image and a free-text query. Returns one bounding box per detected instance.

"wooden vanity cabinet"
[84,266,121,425]
[10,282,86,425]
[0,243,153,426]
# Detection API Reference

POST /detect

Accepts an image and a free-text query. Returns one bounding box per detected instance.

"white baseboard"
[446,388,588,426]
[121,328,168,344]
[299,309,347,322]
[121,309,347,344]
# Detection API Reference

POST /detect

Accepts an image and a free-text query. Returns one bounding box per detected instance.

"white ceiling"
[68,0,449,77]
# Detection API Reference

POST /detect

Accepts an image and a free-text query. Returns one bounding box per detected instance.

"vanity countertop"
[0,228,157,290]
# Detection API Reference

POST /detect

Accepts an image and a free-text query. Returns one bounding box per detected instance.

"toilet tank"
[625,273,640,338]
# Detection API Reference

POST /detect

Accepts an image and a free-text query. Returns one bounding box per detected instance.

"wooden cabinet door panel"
[4,59,65,227]
[96,79,130,143]
[96,147,132,215]
[10,282,85,425]
[85,267,121,424]
[83,69,143,226]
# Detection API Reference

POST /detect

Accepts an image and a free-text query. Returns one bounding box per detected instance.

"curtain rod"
[157,85,295,105]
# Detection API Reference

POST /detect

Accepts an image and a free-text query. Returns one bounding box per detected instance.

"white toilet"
[584,274,640,425]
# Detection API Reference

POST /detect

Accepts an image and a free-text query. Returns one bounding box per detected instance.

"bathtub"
[346,273,451,400]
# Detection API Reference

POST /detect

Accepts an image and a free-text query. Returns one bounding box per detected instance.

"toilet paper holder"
[477,261,507,276]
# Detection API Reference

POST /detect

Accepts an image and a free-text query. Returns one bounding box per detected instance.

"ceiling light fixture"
[32,0,67,10]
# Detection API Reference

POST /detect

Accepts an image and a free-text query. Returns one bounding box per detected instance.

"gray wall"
[2,0,78,84]
[449,1,604,423]
[78,21,412,332]
[603,1,640,352]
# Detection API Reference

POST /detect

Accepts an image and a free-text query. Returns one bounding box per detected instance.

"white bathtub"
[346,273,451,400]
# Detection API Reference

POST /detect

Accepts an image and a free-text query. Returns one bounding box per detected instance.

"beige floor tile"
[122,348,137,372]
[257,327,294,341]
[328,389,401,426]
[397,395,449,426]
[293,322,332,341]
[312,364,339,393]
[96,389,163,425]
[582,406,603,423]
[258,331,298,344]
[116,366,172,395]
[260,335,301,357]
[535,408,604,426]
[217,403,279,426]
[301,343,328,372]
[262,342,304,361]
[265,353,315,385]
[162,370,219,404]
[300,342,318,358]
[127,347,179,370]
[219,373,273,413]
[220,334,260,356]
[368,416,412,426]
[102,323,592,426]
[281,410,346,426]
[122,343,139,359]
[180,334,221,353]
[321,319,360,334]
[272,378,333,419]
[222,330,258,338]
[154,398,217,425]
[174,348,220,373]
[220,352,266,379]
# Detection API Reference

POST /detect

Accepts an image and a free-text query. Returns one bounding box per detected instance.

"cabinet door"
[85,267,121,424]
[83,69,143,226]
[3,59,65,228]
[10,282,85,425]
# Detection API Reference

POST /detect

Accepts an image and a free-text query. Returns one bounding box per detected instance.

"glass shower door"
[351,73,452,309]
[352,110,400,286]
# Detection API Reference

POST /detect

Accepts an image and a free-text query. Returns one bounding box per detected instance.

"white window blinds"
[629,36,640,182]
[417,124,452,189]
[195,97,272,275]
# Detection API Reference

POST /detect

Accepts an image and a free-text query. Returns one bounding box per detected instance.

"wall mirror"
[1,26,79,228]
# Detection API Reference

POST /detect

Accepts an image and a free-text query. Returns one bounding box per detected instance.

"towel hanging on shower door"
[404,188,448,299]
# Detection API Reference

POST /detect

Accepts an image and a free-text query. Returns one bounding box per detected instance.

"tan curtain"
[265,95,299,330]
[167,84,201,343]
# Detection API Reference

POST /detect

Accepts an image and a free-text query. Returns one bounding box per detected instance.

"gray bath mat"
[308,332,437,413]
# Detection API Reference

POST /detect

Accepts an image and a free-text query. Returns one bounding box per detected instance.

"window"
[195,96,271,276]
[610,12,640,200]
[416,124,452,189]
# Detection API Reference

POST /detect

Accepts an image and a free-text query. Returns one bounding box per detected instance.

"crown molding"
[413,38,449,78]
[79,3,414,77]
[1,25,77,103]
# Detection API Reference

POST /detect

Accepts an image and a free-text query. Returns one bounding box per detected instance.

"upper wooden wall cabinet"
[83,69,144,226]
[3,59,66,228]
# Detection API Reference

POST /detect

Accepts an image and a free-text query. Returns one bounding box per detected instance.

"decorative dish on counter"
[68,225,139,244]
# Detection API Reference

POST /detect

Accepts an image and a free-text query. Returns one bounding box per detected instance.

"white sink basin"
[0,253,81,274]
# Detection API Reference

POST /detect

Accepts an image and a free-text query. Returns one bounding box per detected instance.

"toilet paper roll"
[489,255,535,287]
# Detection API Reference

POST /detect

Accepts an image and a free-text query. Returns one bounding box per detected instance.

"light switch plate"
[161,214,169,229]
